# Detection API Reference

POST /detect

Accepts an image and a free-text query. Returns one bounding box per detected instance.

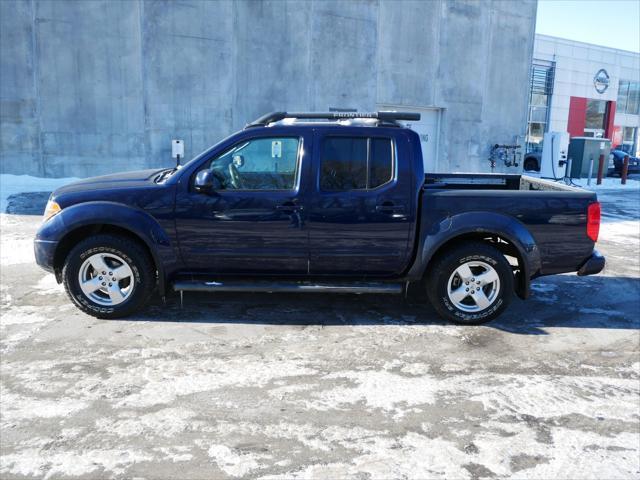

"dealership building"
[1,0,536,178]
[526,34,640,161]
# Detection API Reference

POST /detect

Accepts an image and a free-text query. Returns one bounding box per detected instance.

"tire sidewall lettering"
[71,246,142,314]
[435,250,508,323]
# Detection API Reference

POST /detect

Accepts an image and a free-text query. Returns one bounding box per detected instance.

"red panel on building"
[567,96,587,137]
[611,125,623,146]
[605,101,616,141]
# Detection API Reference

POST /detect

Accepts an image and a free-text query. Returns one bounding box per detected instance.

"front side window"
[206,137,300,190]
[320,136,393,191]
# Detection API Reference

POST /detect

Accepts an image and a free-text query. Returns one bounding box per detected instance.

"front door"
[175,134,309,274]
[307,129,415,276]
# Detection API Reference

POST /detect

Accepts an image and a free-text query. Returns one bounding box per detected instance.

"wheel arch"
[47,202,177,295]
[54,223,162,288]
[413,212,542,300]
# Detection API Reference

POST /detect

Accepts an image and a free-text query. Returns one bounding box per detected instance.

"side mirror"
[194,170,222,193]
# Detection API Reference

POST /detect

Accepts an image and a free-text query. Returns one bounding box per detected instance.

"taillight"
[587,202,601,242]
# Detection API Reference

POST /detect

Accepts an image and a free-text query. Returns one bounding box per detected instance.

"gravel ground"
[1,182,639,479]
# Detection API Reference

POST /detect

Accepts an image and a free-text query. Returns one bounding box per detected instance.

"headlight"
[43,199,61,222]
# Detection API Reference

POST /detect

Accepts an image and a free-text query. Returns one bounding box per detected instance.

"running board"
[172,280,403,295]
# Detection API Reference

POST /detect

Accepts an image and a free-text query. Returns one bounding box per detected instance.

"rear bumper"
[577,250,605,276]
[34,239,58,273]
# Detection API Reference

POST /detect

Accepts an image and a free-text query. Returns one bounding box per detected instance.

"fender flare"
[40,201,178,295]
[409,211,541,298]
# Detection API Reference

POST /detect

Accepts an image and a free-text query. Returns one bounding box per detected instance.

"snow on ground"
[600,220,640,243]
[0,175,638,479]
[525,170,640,192]
[580,176,640,191]
[0,174,79,267]
[0,236,35,266]
[0,213,41,267]
[0,174,80,213]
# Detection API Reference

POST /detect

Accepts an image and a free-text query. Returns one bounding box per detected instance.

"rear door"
[307,128,415,276]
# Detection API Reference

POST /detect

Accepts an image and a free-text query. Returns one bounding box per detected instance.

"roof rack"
[245,111,421,128]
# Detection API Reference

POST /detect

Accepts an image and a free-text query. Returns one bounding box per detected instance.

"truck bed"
[424,173,581,192]
[420,173,597,277]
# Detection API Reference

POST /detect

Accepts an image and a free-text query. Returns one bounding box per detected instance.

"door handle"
[376,202,405,213]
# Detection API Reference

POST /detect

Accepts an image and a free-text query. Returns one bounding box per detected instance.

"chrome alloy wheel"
[446,260,501,312]
[78,253,135,306]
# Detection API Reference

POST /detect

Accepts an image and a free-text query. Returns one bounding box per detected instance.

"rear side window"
[369,138,393,188]
[320,136,394,191]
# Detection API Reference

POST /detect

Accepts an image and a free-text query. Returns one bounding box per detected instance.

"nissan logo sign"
[594,69,610,94]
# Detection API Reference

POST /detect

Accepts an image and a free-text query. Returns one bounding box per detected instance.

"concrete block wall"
[0,0,536,178]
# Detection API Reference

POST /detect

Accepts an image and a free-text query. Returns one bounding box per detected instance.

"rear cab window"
[320,136,394,191]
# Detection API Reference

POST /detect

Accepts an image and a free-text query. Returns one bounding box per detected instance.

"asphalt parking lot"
[1,182,639,479]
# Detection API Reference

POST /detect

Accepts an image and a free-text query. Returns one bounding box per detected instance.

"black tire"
[426,242,513,325]
[62,234,156,319]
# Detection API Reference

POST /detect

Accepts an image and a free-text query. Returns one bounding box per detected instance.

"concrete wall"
[1,0,536,178]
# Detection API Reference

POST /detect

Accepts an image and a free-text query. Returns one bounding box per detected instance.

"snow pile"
[0,174,80,213]
[578,176,640,191]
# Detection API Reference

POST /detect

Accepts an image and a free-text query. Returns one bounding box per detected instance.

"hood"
[52,169,165,196]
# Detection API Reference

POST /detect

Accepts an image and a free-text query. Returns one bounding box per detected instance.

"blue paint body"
[610,146,640,175]
[34,123,601,298]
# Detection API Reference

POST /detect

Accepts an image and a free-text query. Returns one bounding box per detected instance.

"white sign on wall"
[172,139,184,159]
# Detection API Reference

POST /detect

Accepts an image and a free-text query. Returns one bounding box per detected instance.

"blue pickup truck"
[35,112,604,324]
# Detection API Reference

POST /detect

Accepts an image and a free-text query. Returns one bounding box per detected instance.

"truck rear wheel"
[426,242,513,324]
[62,234,155,319]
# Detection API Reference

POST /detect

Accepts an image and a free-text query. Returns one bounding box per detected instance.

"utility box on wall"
[568,137,611,179]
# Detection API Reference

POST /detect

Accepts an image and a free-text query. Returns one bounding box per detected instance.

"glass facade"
[526,60,555,153]
[621,126,639,156]
[616,80,639,155]
[584,99,608,138]
[617,80,640,115]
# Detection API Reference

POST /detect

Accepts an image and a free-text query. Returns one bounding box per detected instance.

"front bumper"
[577,249,605,276]
[34,238,58,273]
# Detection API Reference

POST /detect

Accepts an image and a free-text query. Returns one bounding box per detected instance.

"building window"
[623,126,636,143]
[621,126,639,156]
[526,60,555,153]
[617,80,640,115]
[584,99,608,138]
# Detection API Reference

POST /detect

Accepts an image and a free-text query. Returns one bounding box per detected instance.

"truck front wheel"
[426,242,513,324]
[62,234,156,319]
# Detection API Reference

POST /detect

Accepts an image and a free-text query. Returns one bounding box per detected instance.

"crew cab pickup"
[35,111,605,324]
